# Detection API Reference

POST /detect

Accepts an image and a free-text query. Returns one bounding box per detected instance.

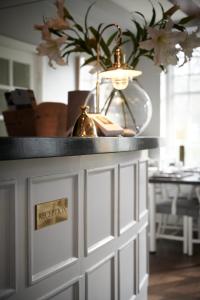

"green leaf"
[49,29,63,37]
[107,31,118,47]
[173,24,185,31]
[63,48,88,58]
[89,26,99,40]
[63,7,74,21]
[77,38,94,55]
[63,42,77,50]
[179,15,194,25]
[65,35,76,41]
[123,31,138,63]
[149,6,156,26]
[67,27,82,39]
[97,23,104,33]
[120,39,129,47]
[81,56,97,67]
[74,23,84,33]
[127,51,135,64]
[89,27,111,59]
[158,2,165,19]
[134,11,147,25]
[131,19,144,41]
[84,2,96,35]
[100,38,111,59]
[123,31,137,48]
[63,36,93,55]
[131,56,139,68]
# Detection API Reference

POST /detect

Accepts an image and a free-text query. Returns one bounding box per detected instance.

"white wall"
[41,56,76,103]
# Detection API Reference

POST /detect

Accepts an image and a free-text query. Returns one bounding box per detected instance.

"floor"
[148,240,200,300]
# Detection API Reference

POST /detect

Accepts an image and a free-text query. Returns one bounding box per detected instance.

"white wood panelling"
[119,162,137,235]
[118,237,137,300]
[86,254,115,300]
[85,166,117,255]
[0,179,16,299]
[138,224,148,292]
[138,161,148,220]
[0,151,149,300]
[136,277,148,300]
[38,276,81,300]
[28,173,80,285]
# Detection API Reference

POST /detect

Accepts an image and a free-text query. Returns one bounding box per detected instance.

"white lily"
[140,19,187,66]
[36,36,67,67]
[180,30,200,59]
[47,17,70,30]
[55,0,65,19]
[34,23,52,41]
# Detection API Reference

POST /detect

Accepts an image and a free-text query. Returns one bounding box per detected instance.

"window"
[0,35,42,136]
[161,48,200,167]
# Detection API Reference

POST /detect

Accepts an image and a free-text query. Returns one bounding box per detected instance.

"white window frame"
[160,48,200,167]
[0,35,42,134]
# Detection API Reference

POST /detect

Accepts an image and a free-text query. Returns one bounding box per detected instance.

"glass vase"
[86,78,152,136]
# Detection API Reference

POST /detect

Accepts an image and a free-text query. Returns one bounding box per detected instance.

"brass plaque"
[35,198,68,230]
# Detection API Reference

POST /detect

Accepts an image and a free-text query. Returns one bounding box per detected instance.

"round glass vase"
[86,78,152,136]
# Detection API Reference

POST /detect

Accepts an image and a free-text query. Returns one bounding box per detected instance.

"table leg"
[149,183,156,252]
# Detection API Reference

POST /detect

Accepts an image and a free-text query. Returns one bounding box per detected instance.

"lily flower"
[34,23,52,40]
[55,0,65,19]
[140,19,187,66]
[47,17,70,30]
[180,30,200,60]
[36,36,67,67]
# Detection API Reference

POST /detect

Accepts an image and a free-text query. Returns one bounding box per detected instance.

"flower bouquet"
[35,0,200,134]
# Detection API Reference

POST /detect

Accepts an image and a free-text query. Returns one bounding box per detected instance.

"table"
[148,172,200,252]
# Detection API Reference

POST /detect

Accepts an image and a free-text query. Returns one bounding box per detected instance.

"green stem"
[100,89,115,113]
[101,89,137,130]
[121,100,127,128]
[118,90,137,129]
[104,90,116,115]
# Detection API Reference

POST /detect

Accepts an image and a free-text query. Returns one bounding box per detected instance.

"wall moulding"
[0,179,17,299]
[84,165,117,256]
[28,172,80,285]
[118,161,138,236]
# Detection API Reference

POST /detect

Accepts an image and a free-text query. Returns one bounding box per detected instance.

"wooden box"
[3,102,68,137]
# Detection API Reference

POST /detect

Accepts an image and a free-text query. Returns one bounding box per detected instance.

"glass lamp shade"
[85,78,152,136]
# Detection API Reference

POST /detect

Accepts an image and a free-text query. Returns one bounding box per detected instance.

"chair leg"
[156,213,162,236]
[188,216,193,256]
[198,211,200,239]
[183,216,188,255]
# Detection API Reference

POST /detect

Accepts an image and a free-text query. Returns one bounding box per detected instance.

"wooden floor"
[148,240,200,300]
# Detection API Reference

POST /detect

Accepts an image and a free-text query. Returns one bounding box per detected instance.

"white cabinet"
[0,150,148,300]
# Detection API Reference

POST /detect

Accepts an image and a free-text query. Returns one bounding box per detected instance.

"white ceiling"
[110,0,185,21]
[111,0,171,15]
[0,0,198,46]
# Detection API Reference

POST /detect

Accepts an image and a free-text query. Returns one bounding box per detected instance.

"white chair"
[187,186,200,256]
[156,184,188,254]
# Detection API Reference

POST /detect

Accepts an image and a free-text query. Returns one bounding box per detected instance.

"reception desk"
[0,137,159,300]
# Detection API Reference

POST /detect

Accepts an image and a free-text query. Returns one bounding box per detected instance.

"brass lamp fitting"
[112,47,127,70]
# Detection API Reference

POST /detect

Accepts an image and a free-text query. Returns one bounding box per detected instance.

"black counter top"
[0,136,161,161]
